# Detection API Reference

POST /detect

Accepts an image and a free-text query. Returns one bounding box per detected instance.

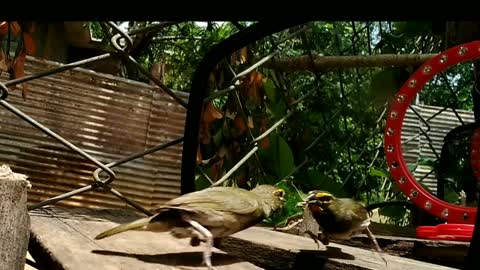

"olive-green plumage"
[94,184,285,269]
[305,190,387,265]
[305,190,370,243]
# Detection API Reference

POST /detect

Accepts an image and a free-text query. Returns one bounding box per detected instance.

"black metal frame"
[180,20,309,194]
[180,20,480,269]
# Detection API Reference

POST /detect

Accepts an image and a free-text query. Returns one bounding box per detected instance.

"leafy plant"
[0,21,37,99]
[118,21,477,227]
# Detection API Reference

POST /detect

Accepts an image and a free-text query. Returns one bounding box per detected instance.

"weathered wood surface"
[0,164,31,270]
[218,226,460,270]
[29,207,459,270]
[277,209,466,268]
[28,207,261,270]
[334,234,468,268]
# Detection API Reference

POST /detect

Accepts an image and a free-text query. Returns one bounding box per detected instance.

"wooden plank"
[29,207,459,270]
[218,227,459,270]
[28,207,262,270]
[334,234,468,268]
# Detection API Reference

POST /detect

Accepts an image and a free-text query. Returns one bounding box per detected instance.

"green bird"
[304,190,386,265]
[304,191,371,244]
[94,184,286,270]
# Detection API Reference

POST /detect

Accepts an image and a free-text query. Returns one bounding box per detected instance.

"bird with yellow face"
[95,184,286,270]
[303,190,386,265]
[305,190,371,244]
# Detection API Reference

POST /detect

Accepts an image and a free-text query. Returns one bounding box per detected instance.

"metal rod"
[234,51,279,80]
[290,88,316,106]
[276,23,312,46]
[107,21,133,50]
[203,85,237,103]
[117,53,188,108]
[28,185,94,210]
[28,181,153,216]
[93,137,184,184]
[128,21,179,36]
[211,146,259,187]
[232,24,311,81]
[251,88,315,143]
[304,109,342,153]
[0,98,116,180]
[108,187,153,216]
[204,25,312,105]
[253,110,294,143]
[197,166,214,184]
[284,158,310,180]
[232,91,266,176]
[4,53,112,87]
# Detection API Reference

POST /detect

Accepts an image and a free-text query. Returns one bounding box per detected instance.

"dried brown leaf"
[199,101,224,144]
[0,49,9,72]
[23,33,36,55]
[233,114,247,136]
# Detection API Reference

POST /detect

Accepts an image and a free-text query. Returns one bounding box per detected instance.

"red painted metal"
[385,41,480,225]
[416,224,474,241]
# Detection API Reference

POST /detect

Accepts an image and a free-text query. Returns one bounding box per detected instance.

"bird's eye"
[273,189,285,197]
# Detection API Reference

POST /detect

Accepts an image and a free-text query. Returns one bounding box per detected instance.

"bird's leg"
[317,232,329,246]
[303,230,321,249]
[364,227,387,266]
[188,220,216,270]
[274,218,304,231]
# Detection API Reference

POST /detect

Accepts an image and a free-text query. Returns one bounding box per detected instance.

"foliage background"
[93,21,479,227]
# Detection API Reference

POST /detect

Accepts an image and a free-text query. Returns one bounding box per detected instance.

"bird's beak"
[306,192,318,204]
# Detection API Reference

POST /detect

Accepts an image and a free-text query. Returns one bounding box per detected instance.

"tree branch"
[260,53,438,72]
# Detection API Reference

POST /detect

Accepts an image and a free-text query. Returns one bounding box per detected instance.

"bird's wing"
[338,199,369,222]
[160,187,261,215]
[150,188,265,234]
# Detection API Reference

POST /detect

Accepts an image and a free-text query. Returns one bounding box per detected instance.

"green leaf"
[258,174,280,185]
[263,79,286,119]
[408,164,417,172]
[258,133,296,179]
[393,21,433,37]
[267,100,287,119]
[418,156,436,167]
[379,205,407,220]
[195,173,211,191]
[297,169,348,198]
[444,185,459,204]
[369,67,410,106]
[369,168,391,179]
[263,79,279,104]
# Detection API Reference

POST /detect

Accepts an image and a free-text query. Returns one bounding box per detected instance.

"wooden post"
[0,164,31,270]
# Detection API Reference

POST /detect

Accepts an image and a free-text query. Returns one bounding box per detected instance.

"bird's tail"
[94,217,153,240]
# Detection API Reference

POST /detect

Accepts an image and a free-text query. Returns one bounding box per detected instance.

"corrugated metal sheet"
[402,104,475,194]
[0,56,189,210]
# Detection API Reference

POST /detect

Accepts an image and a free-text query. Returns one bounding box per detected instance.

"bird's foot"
[187,220,216,270]
[274,218,303,232]
[318,232,329,246]
[364,227,387,266]
[304,230,321,250]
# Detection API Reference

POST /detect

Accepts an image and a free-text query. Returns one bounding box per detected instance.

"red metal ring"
[384,41,480,224]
